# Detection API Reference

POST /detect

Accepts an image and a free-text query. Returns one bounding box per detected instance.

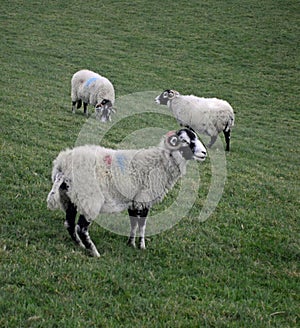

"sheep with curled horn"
[155,90,235,151]
[47,128,207,257]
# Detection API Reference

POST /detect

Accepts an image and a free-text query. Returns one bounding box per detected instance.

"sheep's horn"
[168,90,179,99]
[164,132,181,150]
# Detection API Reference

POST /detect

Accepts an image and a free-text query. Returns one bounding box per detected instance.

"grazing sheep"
[155,90,235,151]
[71,69,115,122]
[47,128,207,257]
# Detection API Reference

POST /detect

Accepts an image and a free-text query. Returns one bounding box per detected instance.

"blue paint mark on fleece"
[85,77,99,87]
[116,154,126,173]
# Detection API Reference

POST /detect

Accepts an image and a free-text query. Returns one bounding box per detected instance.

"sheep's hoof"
[138,237,146,250]
[89,248,100,258]
[127,238,136,248]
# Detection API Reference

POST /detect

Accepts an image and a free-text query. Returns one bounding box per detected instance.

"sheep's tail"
[47,172,65,210]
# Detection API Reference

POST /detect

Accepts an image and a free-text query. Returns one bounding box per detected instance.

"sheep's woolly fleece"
[48,143,188,220]
[71,69,115,106]
[169,95,234,136]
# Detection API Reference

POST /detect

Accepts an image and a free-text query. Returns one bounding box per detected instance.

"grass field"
[0,0,299,327]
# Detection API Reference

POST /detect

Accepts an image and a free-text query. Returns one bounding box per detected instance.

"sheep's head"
[155,90,180,105]
[164,128,207,162]
[95,99,116,122]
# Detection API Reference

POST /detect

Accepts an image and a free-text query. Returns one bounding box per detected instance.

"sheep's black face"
[155,90,179,105]
[95,99,115,122]
[177,129,207,161]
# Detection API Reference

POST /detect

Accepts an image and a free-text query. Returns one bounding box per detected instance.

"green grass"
[0,0,299,327]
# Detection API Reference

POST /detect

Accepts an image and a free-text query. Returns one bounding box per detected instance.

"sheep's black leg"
[207,135,217,148]
[83,102,88,116]
[128,208,149,249]
[127,209,138,248]
[72,101,77,113]
[77,99,82,109]
[64,202,83,247]
[223,129,231,152]
[138,208,149,249]
[76,215,100,257]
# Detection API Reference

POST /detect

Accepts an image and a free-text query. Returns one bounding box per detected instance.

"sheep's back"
[172,96,234,134]
[71,70,100,87]
[52,145,183,216]
[90,77,115,105]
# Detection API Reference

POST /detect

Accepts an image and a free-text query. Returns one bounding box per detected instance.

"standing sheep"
[47,128,207,257]
[155,90,235,151]
[71,69,115,122]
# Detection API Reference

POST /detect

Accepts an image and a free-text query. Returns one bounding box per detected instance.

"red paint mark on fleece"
[166,130,176,137]
[104,155,112,166]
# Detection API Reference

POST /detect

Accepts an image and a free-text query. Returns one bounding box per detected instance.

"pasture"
[0,0,299,327]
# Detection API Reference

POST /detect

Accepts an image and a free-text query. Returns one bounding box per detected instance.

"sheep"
[71,69,115,122]
[47,128,207,257]
[155,90,235,151]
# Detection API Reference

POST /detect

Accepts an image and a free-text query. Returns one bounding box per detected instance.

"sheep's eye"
[163,91,168,98]
[169,91,174,97]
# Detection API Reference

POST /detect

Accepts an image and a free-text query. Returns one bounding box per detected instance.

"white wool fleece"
[71,69,115,106]
[49,145,186,221]
[170,95,234,137]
